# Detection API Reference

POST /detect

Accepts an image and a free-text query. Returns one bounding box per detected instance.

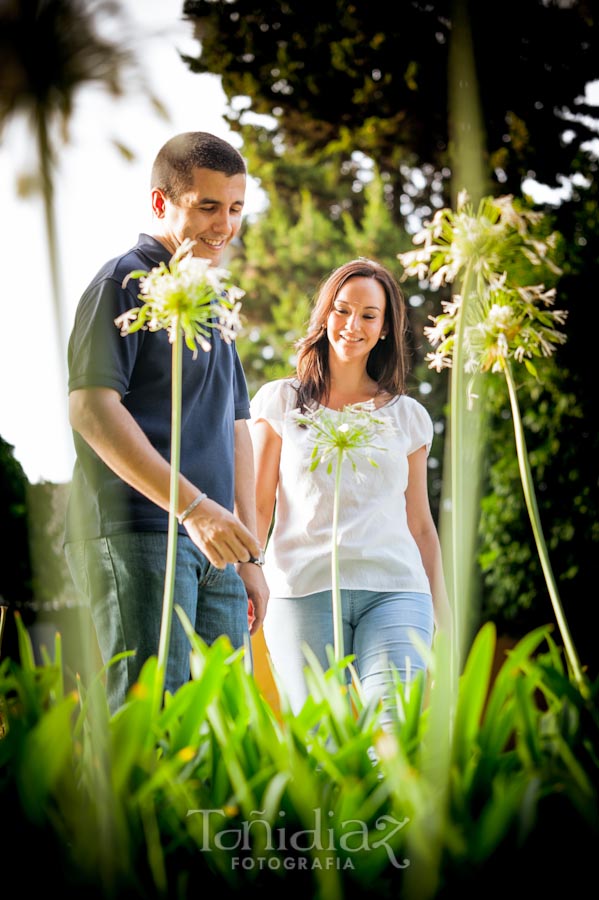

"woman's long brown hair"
[294,258,409,411]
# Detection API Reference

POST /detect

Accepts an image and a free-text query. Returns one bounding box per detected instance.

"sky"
[0,0,266,485]
[1,1,596,485]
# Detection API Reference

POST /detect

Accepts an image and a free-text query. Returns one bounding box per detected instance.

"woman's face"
[326,276,387,363]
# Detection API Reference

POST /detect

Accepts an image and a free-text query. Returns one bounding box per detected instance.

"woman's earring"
[380,334,387,340]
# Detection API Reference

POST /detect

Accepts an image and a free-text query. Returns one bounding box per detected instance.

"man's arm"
[69,386,261,569]
[233,418,270,634]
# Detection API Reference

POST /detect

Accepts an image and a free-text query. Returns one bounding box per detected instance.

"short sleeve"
[232,347,251,420]
[250,379,296,437]
[407,398,434,456]
[68,276,141,397]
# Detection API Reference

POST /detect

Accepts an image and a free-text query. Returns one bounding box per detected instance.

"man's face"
[152,166,246,265]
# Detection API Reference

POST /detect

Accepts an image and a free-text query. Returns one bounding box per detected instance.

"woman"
[250,258,451,722]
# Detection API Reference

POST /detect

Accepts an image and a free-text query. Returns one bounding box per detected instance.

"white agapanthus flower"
[115,238,245,357]
[400,192,567,383]
[295,404,395,477]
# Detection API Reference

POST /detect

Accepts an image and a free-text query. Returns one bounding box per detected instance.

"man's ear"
[151,188,167,218]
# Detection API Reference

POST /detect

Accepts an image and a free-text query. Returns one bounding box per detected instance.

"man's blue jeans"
[65,532,250,713]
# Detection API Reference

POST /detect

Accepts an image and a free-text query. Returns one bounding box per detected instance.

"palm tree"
[0,0,161,370]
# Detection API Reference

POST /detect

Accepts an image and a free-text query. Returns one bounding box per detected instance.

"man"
[65,131,269,712]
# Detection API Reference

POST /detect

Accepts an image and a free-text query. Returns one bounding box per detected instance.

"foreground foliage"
[1,611,597,899]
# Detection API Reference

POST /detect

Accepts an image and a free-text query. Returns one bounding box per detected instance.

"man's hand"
[183,497,262,569]
[236,563,270,635]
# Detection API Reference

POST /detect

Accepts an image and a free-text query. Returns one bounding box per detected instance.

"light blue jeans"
[263,589,434,724]
[65,532,250,713]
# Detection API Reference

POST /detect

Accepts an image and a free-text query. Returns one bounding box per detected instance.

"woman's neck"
[325,359,379,408]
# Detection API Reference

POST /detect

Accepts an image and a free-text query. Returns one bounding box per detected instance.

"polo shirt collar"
[136,233,173,267]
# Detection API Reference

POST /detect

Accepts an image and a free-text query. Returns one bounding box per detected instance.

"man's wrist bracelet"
[178,492,207,525]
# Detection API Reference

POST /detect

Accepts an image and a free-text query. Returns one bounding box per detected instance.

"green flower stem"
[503,359,586,694]
[449,258,475,671]
[155,318,183,711]
[331,447,345,662]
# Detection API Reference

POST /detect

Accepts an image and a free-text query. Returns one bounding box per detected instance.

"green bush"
[1,611,597,899]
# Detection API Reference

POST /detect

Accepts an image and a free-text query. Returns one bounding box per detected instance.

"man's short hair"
[151,132,247,201]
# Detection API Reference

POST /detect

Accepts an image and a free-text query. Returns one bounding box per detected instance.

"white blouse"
[250,378,434,598]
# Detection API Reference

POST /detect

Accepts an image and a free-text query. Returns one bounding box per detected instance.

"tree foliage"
[0,436,33,663]
[183,0,599,198]
[0,436,32,609]
[182,0,599,654]
[478,369,596,661]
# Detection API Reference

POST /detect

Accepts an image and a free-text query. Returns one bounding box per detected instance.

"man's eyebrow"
[194,196,245,205]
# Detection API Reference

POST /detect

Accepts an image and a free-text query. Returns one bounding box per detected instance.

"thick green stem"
[331,448,344,662]
[449,259,475,672]
[503,360,586,693]
[155,320,183,711]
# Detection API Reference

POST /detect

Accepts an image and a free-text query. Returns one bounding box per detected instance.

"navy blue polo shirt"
[65,233,250,542]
